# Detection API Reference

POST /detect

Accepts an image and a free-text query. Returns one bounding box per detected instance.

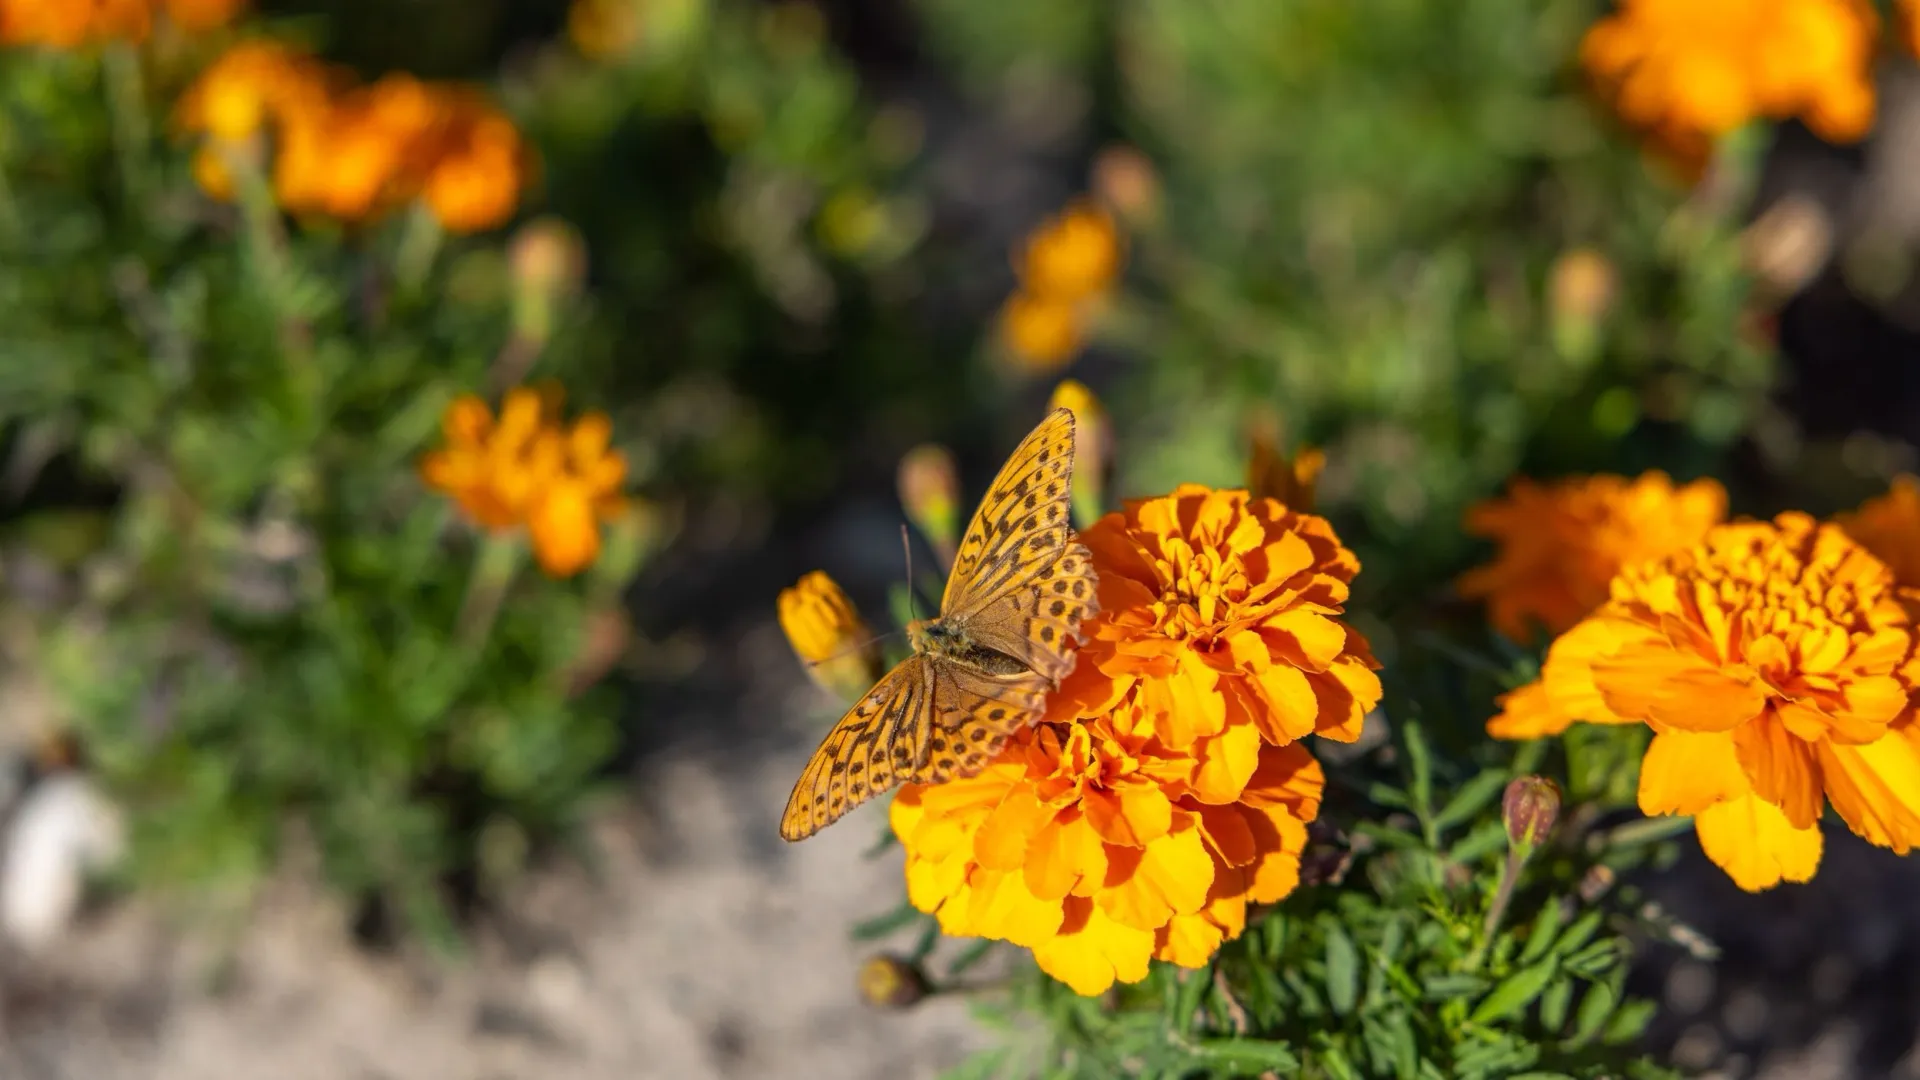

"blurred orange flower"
[997,201,1124,375]
[1489,513,1920,891]
[180,41,530,231]
[420,387,628,577]
[1836,476,1920,588]
[1458,472,1728,643]
[1582,0,1879,174]
[894,484,1377,994]
[0,0,243,46]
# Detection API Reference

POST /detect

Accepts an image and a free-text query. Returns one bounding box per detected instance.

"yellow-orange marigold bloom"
[1489,512,1920,891]
[175,41,331,145]
[422,99,528,233]
[893,485,1376,995]
[0,0,150,46]
[997,292,1083,373]
[1458,472,1728,643]
[1837,476,1920,589]
[420,387,628,578]
[777,571,883,703]
[1581,0,1879,160]
[1017,201,1122,303]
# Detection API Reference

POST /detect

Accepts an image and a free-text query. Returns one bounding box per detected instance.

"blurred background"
[0,0,1917,1076]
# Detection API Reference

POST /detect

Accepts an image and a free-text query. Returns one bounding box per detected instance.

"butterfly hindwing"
[941,408,1078,619]
[778,656,935,841]
[962,538,1098,682]
[908,659,1051,785]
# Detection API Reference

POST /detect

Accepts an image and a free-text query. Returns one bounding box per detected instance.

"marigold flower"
[1836,476,1920,589]
[777,571,882,703]
[0,0,149,47]
[163,0,245,31]
[175,41,330,145]
[1458,472,1728,643]
[1489,512,1920,891]
[894,485,1377,995]
[1581,0,1880,165]
[997,292,1082,374]
[420,387,628,578]
[1017,201,1122,303]
[422,97,527,233]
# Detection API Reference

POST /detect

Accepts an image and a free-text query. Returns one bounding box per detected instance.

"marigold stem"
[457,533,524,648]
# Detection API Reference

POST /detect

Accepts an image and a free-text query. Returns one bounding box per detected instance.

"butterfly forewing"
[907,660,1051,785]
[941,408,1079,618]
[779,657,935,841]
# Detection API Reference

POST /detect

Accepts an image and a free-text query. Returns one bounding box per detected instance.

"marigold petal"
[1193,803,1258,867]
[1156,907,1228,970]
[1731,712,1824,829]
[1592,646,1766,732]
[1263,608,1348,671]
[1252,664,1319,744]
[1032,897,1155,997]
[1240,741,1326,820]
[1311,663,1375,743]
[1819,725,1920,854]
[965,867,1065,948]
[1116,783,1174,845]
[1639,729,1747,817]
[1487,681,1575,739]
[1694,793,1823,892]
[1190,718,1262,804]
[1539,617,1654,725]
[1095,819,1213,930]
[1024,810,1107,901]
[975,787,1050,871]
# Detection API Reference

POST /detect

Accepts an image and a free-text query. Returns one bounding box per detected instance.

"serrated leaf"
[1470,959,1558,1024]
[1432,770,1509,834]
[1325,922,1360,1015]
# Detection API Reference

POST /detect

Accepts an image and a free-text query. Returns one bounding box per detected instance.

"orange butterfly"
[780,407,1099,841]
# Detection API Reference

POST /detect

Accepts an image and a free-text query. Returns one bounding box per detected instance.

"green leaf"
[1325,922,1360,1015]
[1404,720,1435,817]
[1173,967,1211,1036]
[1432,770,1509,834]
[1448,820,1509,865]
[1538,976,1573,1033]
[1603,999,1658,1045]
[1567,981,1618,1047]
[1519,900,1564,963]
[1469,959,1558,1024]
[851,900,925,941]
[1187,1038,1299,1072]
[1551,911,1604,958]
[1422,973,1490,1000]
[946,938,996,978]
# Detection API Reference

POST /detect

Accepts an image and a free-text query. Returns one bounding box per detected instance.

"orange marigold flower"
[1489,512,1920,891]
[176,41,331,145]
[420,387,628,578]
[422,97,528,233]
[1836,476,1920,588]
[1458,472,1728,643]
[997,291,1082,374]
[1017,201,1122,303]
[894,485,1377,995]
[777,571,883,704]
[0,0,149,46]
[1582,0,1879,165]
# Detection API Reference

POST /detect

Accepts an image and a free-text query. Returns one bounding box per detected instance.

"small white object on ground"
[1,773,125,952]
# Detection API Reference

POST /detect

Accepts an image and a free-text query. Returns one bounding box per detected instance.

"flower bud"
[1047,379,1110,529]
[856,954,928,1009]
[777,571,882,703]
[1245,411,1323,512]
[1502,775,1562,853]
[1092,144,1160,227]
[897,445,960,570]
[509,217,587,348]
[1547,247,1617,364]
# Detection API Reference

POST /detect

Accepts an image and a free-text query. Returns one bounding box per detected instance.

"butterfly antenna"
[901,523,920,623]
[807,630,895,669]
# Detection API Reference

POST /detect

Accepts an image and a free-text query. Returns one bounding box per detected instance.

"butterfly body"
[780,408,1098,841]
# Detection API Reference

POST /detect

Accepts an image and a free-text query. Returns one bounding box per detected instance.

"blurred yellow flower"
[420,387,629,578]
[422,97,529,233]
[1836,476,1920,589]
[176,41,331,144]
[777,571,883,703]
[1490,513,1920,891]
[894,484,1376,995]
[1582,0,1879,170]
[1458,472,1727,643]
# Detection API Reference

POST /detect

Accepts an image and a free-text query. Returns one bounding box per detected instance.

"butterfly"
[779,407,1099,841]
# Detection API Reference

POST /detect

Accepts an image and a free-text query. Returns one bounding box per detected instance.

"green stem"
[456,532,525,648]
[1466,845,1530,972]
[102,44,150,211]
[394,203,444,299]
